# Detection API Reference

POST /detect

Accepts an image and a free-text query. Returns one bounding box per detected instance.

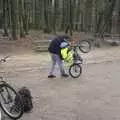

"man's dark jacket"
[48,36,69,56]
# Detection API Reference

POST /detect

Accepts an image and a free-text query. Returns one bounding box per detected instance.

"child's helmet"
[60,42,69,48]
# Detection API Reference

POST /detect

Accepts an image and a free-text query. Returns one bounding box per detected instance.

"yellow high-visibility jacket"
[61,47,73,65]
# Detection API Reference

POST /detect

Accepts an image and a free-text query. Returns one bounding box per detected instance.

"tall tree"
[61,0,66,30]
[11,0,18,40]
[84,0,93,32]
[76,0,81,31]
[23,0,30,34]
[44,0,50,32]
[19,0,25,38]
[111,0,120,35]
[52,0,59,32]
[69,0,74,35]
[3,0,8,36]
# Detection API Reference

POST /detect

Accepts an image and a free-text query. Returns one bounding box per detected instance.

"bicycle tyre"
[79,40,91,53]
[69,63,82,78]
[0,83,23,119]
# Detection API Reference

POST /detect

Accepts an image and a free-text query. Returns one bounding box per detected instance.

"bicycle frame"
[0,77,12,104]
[72,46,83,64]
[0,55,23,119]
[0,55,10,87]
[0,56,13,105]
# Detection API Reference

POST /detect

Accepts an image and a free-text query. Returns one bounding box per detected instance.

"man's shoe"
[48,75,56,78]
[61,74,69,77]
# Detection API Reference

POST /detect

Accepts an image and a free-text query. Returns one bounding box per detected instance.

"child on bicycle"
[60,42,73,65]
[60,39,83,65]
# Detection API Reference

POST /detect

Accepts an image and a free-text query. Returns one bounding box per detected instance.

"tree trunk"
[84,0,93,33]
[64,0,71,34]
[24,1,30,34]
[111,0,120,35]
[76,0,81,31]
[11,0,18,40]
[40,0,45,29]
[44,0,51,33]
[19,0,25,38]
[53,0,58,32]
[35,0,40,29]
[69,0,73,36]
[3,0,8,36]
[61,0,66,30]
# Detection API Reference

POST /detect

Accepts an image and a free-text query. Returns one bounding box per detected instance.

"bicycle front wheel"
[79,40,91,53]
[69,63,82,78]
[0,83,23,119]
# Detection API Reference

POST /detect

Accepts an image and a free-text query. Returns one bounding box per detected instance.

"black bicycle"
[76,39,92,53]
[0,56,23,119]
[68,46,83,78]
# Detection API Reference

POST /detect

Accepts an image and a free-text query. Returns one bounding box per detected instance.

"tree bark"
[3,0,8,36]
[19,0,25,38]
[11,0,18,40]
[24,1,30,34]
[44,0,51,33]
[69,0,73,36]
[76,0,81,31]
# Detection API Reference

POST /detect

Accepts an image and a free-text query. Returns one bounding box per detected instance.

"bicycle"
[63,39,91,78]
[68,45,83,78]
[72,39,92,53]
[0,56,23,119]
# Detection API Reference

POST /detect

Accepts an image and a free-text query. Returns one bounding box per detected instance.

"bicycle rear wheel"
[0,83,23,119]
[69,63,82,78]
[79,40,91,53]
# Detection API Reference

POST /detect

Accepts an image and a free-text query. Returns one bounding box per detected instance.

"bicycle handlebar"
[0,55,10,63]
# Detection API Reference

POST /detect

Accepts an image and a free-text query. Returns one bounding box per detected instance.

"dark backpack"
[15,87,33,112]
